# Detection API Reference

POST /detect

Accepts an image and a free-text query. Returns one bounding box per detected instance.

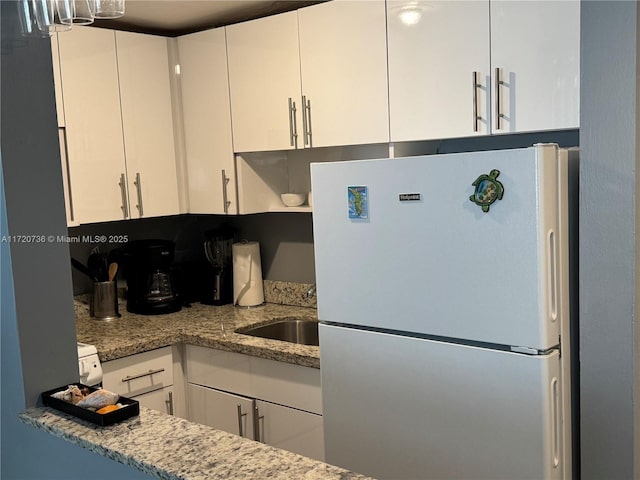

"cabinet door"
[136,386,175,415]
[178,28,236,214]
[298,0,389,148]
[387,1,490,141]
[255,400,324,462]
[187,384,255,440]
[490,1,580,133]
[57,26,128,224]
[226,11,302,152]
[115,31,180,218]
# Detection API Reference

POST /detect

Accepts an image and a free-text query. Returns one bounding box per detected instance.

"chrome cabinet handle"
[472,72,481,132]
[301,95,307,145]
[495,67,504,130]
[236,404,247,437]
[60,129,74,222]
[288,98,298,148]
[118,173,129,219]
[253,403,264,442]
[120,367,165,383]
[302,95,312,147]
[133,172,144,217]
[166,391,174,415]
[221,169,231,214]
[288,97,294,146]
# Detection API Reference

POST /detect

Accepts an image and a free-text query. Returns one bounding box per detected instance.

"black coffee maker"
[202,226,234,305]
[114,239,182,315]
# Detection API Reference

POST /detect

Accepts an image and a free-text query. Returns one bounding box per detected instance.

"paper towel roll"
[232,241,265,307]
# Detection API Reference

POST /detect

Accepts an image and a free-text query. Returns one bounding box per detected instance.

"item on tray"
[76,389,119,409]
[96,404,121,414]
[50,385,85,405]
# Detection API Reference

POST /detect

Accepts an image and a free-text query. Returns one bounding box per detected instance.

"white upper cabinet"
[490,1,580,133]
[387,1,490,142]
[115,31,180,219]
[57,26,128,224]
[226,11,302,153]
[387,0,579,141]
[297,0,389,148]
[227,1,389,153]
[57,27,180,224]
[178,28,236,214]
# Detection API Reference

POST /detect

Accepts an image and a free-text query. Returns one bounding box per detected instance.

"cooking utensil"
[87,252,108,282]
[108,262,118,282]
[71,257,98,282]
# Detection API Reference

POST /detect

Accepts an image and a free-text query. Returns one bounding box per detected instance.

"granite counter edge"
[18,407,373,480]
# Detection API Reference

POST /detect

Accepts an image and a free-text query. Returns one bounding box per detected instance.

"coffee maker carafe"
[117,239,182,315]
[202,226,234,305]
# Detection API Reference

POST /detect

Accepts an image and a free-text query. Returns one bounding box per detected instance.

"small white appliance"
[311,144,577,480]
[77,342,103,387]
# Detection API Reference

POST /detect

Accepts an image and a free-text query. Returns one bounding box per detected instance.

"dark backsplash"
[68,213,315,295]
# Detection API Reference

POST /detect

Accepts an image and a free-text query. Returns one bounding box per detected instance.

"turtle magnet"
[469,169,504,212]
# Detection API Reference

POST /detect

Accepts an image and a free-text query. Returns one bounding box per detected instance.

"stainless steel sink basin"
[236,318,319,346]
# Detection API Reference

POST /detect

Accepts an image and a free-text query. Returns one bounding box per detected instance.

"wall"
[580,2,640,478]
[67,212,315,295]
[0,2,152,477]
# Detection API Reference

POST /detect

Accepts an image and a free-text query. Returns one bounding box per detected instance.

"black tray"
[41,383,139,426]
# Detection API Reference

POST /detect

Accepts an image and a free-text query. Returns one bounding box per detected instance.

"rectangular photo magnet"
[348,186,368,219]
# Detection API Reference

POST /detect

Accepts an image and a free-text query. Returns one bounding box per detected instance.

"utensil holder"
[90,281,120,320]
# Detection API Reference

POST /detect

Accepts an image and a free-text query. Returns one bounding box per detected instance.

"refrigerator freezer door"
[320,324,564,480]
[312,145,563,350]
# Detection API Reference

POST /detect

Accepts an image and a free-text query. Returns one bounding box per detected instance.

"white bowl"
[280,193,306,207]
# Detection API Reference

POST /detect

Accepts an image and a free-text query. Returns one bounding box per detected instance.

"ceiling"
[93,0,323,36]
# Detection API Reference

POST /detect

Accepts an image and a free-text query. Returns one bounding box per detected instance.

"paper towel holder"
[232,240,265,308]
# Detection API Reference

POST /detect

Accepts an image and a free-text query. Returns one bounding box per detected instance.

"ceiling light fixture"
[19,0,125,37]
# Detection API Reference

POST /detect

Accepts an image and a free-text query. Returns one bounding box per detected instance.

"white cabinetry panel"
[387,1,490,141]
[255,400,324,461]
[226,11,302,153]
[57,26,128,224]
[298,0,389,147]
[102,347,174,398]
[185,346,252,394]
[490,1,580,133]
[115,31,180,218]
[185,345,323,461]
[187,383,255,439]
[136,386,175,415]
[178,28,236,214]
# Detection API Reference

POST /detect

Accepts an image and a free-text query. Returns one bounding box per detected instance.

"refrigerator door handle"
[548,230,558,323]
[551,376,560,468]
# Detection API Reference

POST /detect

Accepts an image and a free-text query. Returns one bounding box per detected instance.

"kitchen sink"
[236,318,319,346]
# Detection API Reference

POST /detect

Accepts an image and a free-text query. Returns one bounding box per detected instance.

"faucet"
[302,284,316,300]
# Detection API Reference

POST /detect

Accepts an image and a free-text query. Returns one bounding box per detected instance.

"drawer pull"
[121,367,165,383]
[166,391,174,416]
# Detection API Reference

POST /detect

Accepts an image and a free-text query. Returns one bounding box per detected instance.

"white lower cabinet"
[134,386,176,415]
[254,399,324,460]
[185,345,324,461]
[187,384,255,439]
[102,346,185,418]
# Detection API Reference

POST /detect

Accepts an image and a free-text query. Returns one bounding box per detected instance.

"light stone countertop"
[19,407,373,480]
[76,298,320,368]
[23,282,358,480]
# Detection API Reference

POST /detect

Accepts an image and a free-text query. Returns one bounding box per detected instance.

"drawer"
[185,345,252,396]
[251,356,322,415]
[102,347,173,397]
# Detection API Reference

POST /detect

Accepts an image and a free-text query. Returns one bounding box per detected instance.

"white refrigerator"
[311,144,577,480]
